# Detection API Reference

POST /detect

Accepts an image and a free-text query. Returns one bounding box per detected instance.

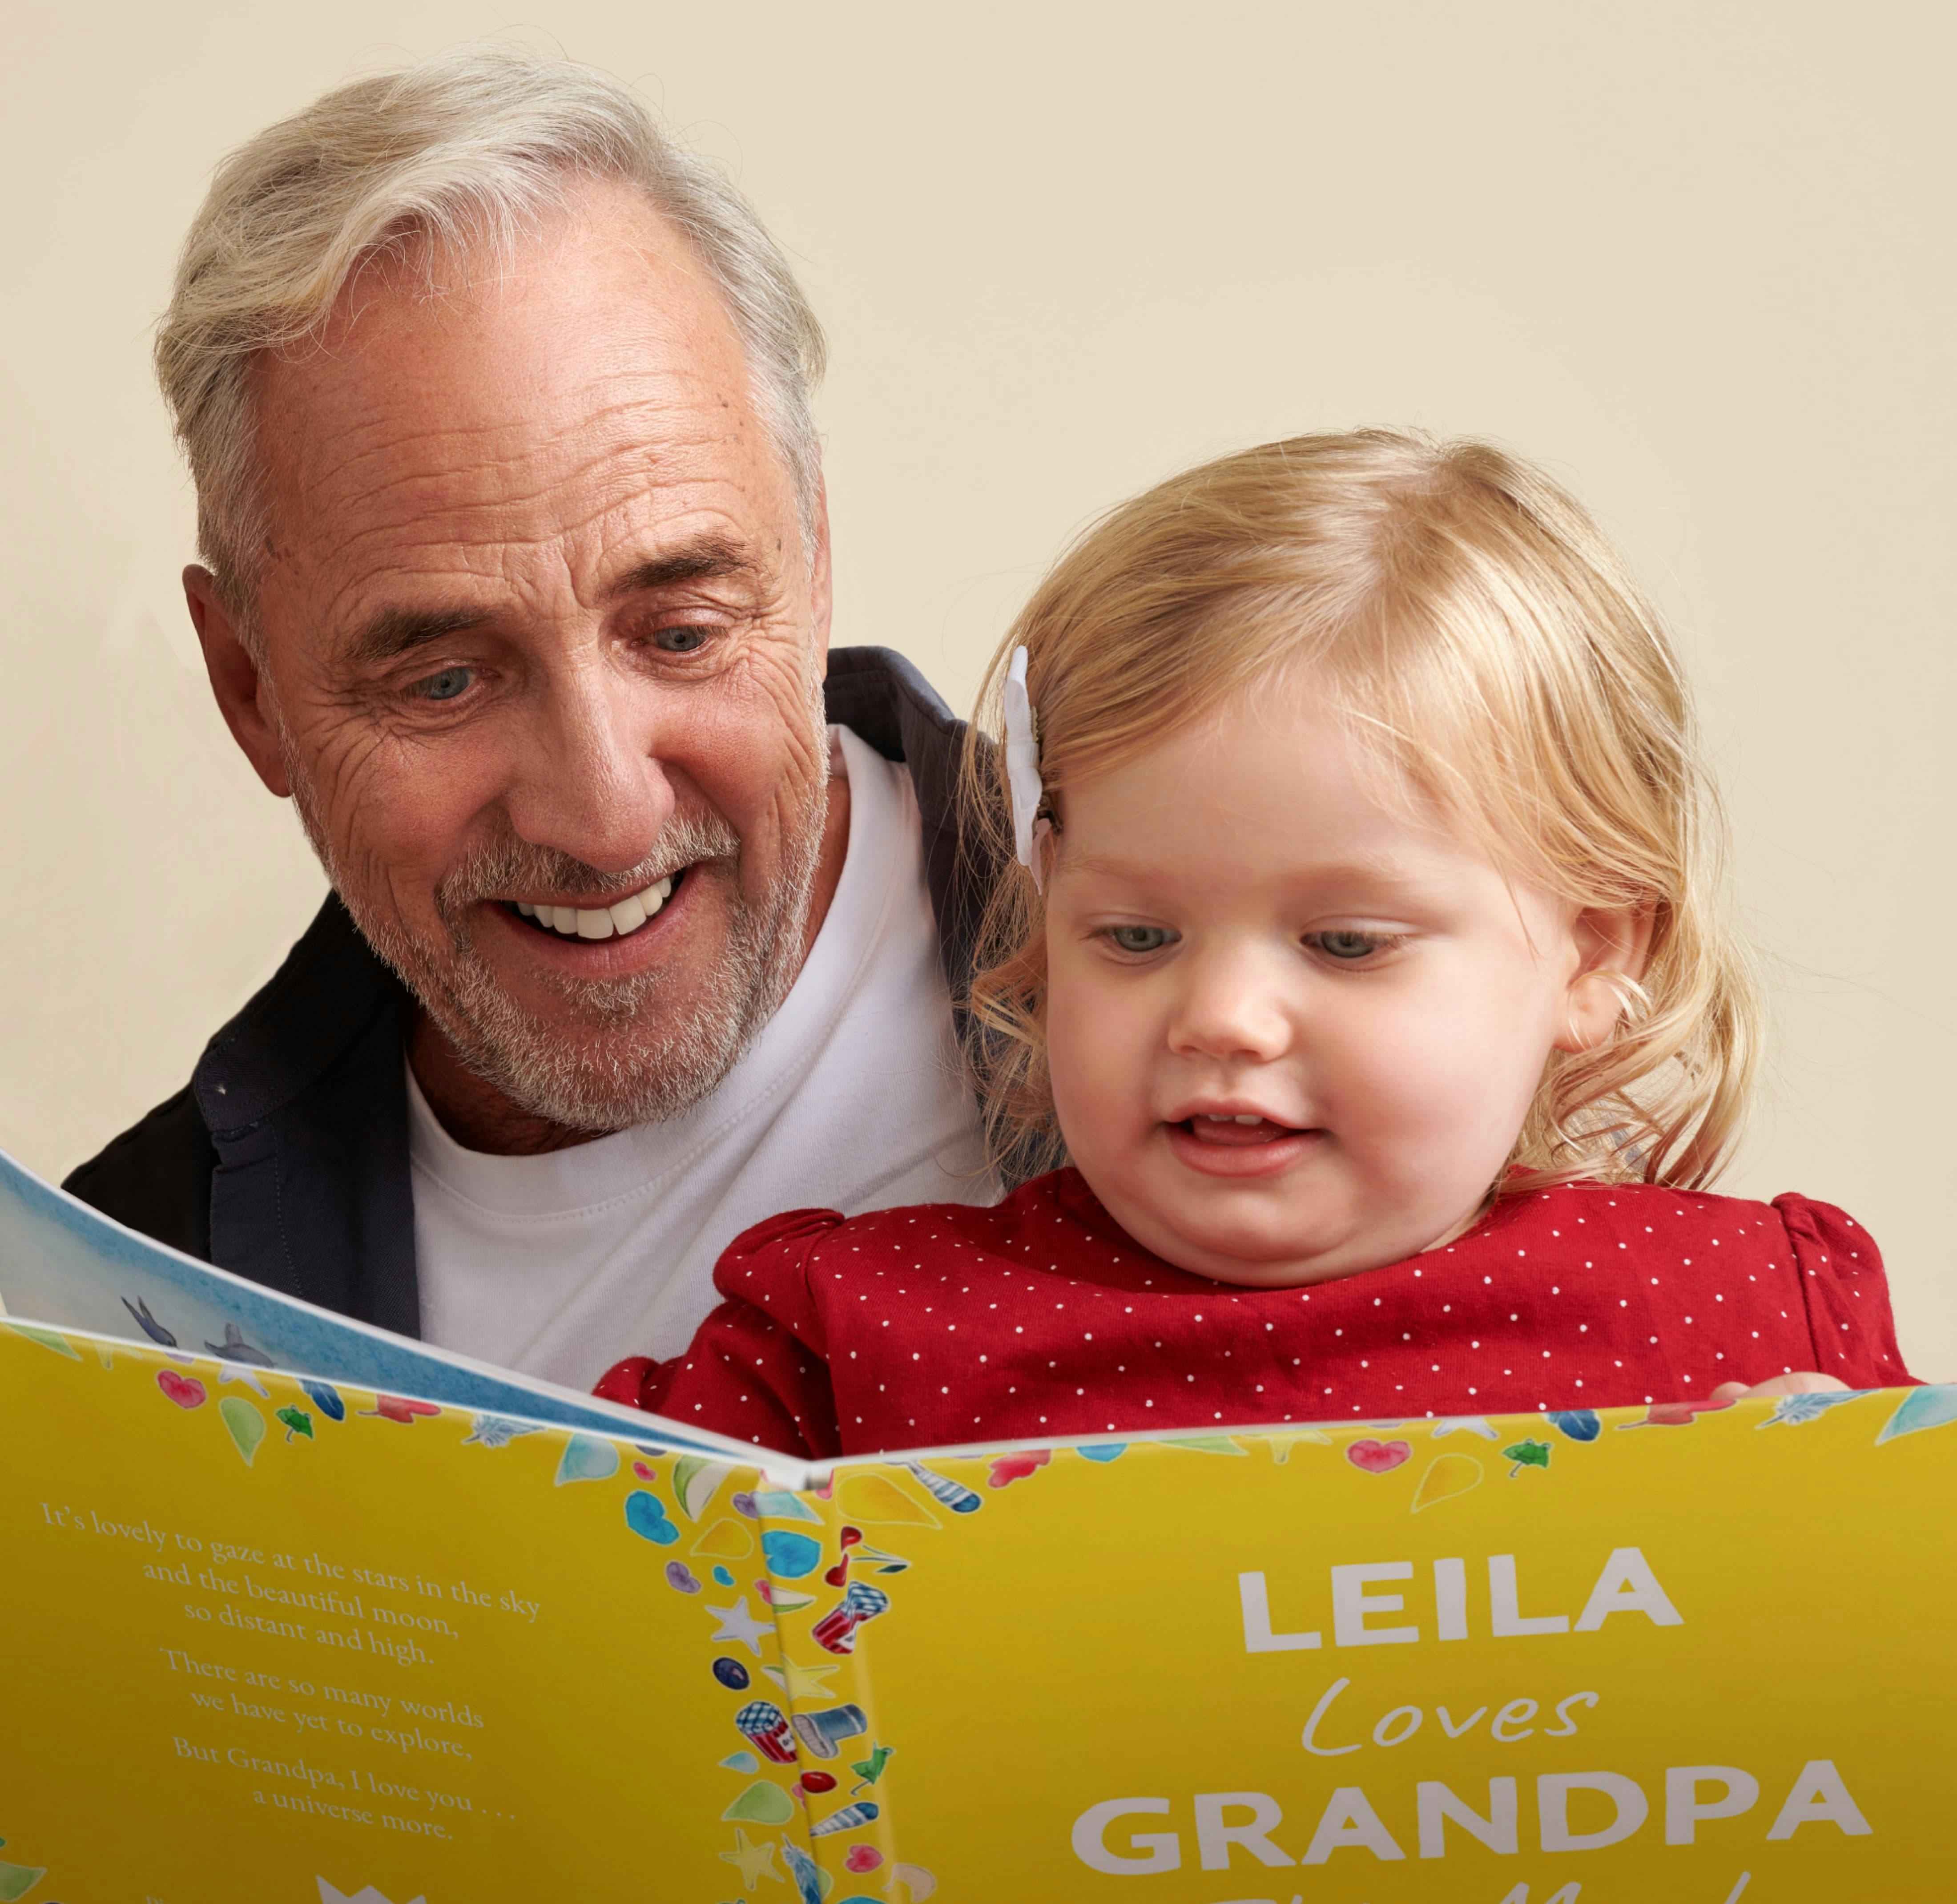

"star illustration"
[1431,1416,1499,1441]
[762,1658,841,1700]
[717,1827,781,1890]
[707,1597,773,1658]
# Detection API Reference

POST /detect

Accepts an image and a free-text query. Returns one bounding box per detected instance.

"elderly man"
[66,48,1002,1388]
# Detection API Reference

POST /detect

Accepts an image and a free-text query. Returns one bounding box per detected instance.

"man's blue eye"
[415,666,473,702]
[656,625,711,653]
[1313,930,1380,960]
[1109,925,1173,954]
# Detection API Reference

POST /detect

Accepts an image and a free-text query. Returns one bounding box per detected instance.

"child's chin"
[1132,1205,1362,1291]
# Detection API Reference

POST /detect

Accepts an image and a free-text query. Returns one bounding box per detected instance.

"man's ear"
[806,473,834,670]
[184,565,290,798]
[1554,902,1657,1054]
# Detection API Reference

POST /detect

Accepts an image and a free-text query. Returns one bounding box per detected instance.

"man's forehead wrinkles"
[262,328,792,660]
[314,494,745,589]
[293,443,757,588]
[294,367,745,484]
[292,421,748,562]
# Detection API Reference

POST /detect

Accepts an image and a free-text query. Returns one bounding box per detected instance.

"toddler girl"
[598,430,1913,1454]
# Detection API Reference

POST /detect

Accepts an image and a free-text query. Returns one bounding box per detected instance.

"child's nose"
[1165,947,1295,1064]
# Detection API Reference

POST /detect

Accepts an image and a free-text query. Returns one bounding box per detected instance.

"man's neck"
[410,774,854,1156]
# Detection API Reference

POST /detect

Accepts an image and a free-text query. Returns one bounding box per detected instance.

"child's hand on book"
[1709,1371,1851,1403]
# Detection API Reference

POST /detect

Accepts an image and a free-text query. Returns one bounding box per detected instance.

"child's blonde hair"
[962,428,1762,1195]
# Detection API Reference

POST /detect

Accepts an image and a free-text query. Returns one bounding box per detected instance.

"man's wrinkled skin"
[187,178,850,1154]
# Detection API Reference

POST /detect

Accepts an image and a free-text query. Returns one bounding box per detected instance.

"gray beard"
[293,792,828,1135]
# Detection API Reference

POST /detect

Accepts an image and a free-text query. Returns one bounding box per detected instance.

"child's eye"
[1106,924,1177,955]
[1309,929,1393,961]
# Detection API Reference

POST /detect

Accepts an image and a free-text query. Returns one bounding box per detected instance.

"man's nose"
[1165,942,1297,1065]
[501,664,673,874]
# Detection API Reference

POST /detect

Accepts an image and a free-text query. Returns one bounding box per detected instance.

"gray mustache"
[435,811,743,921]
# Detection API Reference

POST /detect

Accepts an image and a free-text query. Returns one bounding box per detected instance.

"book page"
[806,1395,1955,1899]
[0,1146,749,1455]
[0,1319,814,1899]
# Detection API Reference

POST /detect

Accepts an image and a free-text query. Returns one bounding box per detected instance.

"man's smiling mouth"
[507,870,684,941]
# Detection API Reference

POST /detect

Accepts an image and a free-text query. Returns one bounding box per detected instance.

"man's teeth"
[1202,1114,1268,1126]
[515,875,674,940]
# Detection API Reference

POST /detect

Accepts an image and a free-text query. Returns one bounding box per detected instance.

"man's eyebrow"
[605,536,753,600]
[340,536,755,666]
[344,605,496,667]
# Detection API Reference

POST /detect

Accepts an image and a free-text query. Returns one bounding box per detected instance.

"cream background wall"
[4,4,1952,1372]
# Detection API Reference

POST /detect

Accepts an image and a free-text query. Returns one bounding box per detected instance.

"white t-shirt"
[408,725,998,1389]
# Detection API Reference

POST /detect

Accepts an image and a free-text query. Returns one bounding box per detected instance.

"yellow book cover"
[0,1149,1950,1901]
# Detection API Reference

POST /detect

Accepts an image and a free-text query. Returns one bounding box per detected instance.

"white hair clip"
[1003,645,1052,892]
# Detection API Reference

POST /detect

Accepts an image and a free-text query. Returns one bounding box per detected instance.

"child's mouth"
[1180,1113,1302,1147]
[1165,1113,1321,1178]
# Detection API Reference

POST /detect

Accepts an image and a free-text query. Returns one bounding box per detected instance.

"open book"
[0,1145,1948,1903]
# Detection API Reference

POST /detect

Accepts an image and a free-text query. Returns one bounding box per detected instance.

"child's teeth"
[1235,1114,1260,1125]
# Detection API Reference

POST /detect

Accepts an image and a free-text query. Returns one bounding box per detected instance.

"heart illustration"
[763,1530,824,1581]
[156,1370,206,1410]
[624,1490,680,1546]
[1345,1438,1412,1475]
[366,1395,441,1424]
[634,1460,660,1481]
[845,1846,884,1873]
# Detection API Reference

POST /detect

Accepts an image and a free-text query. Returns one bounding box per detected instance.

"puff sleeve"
[1771,1195,1917,1389]
[594,1209,850,1459]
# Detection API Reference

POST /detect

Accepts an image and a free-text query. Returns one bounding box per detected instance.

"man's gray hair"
[156,44,828,625]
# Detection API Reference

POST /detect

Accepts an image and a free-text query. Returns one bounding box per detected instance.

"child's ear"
[1554,904,1656,1054]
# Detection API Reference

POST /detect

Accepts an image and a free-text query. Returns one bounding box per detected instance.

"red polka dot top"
[595,1170,1915,1458]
